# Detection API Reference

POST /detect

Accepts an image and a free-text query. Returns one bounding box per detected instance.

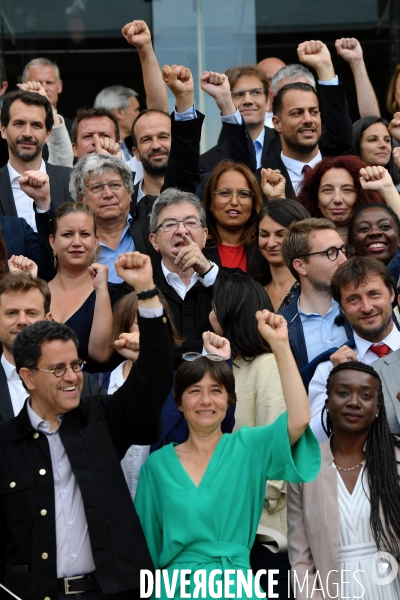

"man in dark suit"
[0,90,72,230]
[0,272,107,425]
[0,253,174,599]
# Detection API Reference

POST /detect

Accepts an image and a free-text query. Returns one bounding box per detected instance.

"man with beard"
[0,90,72,230]
[307,256,400,442]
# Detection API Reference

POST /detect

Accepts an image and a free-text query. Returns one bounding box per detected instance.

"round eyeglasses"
[214,188,254,203]
[32,360,86,378]
[298,244,350,262]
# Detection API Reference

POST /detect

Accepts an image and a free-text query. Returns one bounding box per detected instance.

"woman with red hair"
[296,155,388,244]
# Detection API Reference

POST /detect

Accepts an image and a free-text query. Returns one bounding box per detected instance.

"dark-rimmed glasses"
[154,217,203,234]
[32,360,87,378]
[214,188,254,203]
[298,244,350,262]
[84,180,125,194]
[231,88,266,101]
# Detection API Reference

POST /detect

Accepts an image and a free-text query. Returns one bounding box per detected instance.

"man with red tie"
[308,256,400,441]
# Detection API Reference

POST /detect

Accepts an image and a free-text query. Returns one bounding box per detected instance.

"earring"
[52,249,57,269]
[376,413,379,418]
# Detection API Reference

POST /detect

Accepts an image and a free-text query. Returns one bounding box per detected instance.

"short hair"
[1,90,54,131]
[50,202,97,238]
[212,273,273,360]
[149,188,206,234]
[281,217,336,280]
[272,82,318,117]
[202,160,263,247]
[13,320,79,375]
[0,272,51,314]
[271,64,316,95]
[94,85,138,113]
[69,154,133,201]
[348,203,400,248]
[386,65,400,115]
[331,256,396,304]
[71,107,120,144]
[248,198,311,285]
[22,57,60,82]
[225,64,269,96]
[174,358,236,408]
[131,108,171,147]
[296,154,383,217]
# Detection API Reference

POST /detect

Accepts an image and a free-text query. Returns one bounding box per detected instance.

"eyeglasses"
[182,352,224,362]
[214,188,254,203]
[231,87,266,101]
[154,217,203,234]
[298,244,350,262]
[84,180,125,194]
[32,360,86,378]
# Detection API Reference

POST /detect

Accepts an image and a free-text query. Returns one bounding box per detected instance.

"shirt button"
[33,432,39,439]
[326,340,330,343]
[71,553,77,558]
[63,489,67,494]
[40,509,47,516]
[69,521,73,525]
[9,482,16,488]
[58,462,62,467]
[39,469,46,475]
[42,552,48,560]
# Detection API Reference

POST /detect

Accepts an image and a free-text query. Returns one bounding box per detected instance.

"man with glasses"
[278,217,352,369]
[0,252,174,599]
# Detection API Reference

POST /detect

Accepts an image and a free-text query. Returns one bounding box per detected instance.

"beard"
[283,135,319,156]
[352,310,393,340]
[8,137,45,162]
[139,151,169,177]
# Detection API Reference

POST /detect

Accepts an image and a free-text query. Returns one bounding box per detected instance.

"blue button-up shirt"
[298,298,349,363]
[99,215,135,283]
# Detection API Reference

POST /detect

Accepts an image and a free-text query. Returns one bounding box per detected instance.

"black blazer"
[0,162,73,218]
[0,315,174,598]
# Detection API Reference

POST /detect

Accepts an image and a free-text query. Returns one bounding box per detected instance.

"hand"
[200,71,236,116]
[18,170,51,211]
[393,146,400,169]
[329,345,358,367]
[256,309,288,349]
[202,331,231,360]
[359,166,394,190]
[93,134,122,160]
[115,252,155,291]
[335,38,363,65]
[88,262,108,291]
[162,64,194,112]
[114,331,140,362]
[8,255,38,277]
[122,20,152,50]
[297,40,335,81]
[261,168,286,200]
[17,81,61,126]
[388,112,400,143]
[174,233,210,274]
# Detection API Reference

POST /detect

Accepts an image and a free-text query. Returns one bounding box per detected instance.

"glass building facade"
[0,0,397,151]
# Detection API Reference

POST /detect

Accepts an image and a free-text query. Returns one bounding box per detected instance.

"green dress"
[134,412,320,599]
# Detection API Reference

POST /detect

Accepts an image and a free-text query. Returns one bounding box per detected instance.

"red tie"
[369,343,391,358]
[302,165,312,174]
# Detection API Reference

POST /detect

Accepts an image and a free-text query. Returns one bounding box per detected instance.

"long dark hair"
[350,117,400,185]
[322,361,400,560]
[248,199,310,285]
[212,272,273,361]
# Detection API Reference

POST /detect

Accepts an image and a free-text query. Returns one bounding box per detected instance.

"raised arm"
[335,37,380,118]
[359,165,400,218]
[256,310,310,445]
[122,19,168,112]
[88,263,114,363]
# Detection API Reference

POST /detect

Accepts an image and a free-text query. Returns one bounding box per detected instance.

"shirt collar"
[1,353,19,381]
[297,297,338,317]
[280,151,322,177]
[354,324,400,360]
[136,178,145,203]
[161,260,198,286]
[7,159,46,182]
[254,128,265,147]
[26,399,63,432]
[109,360,127,390]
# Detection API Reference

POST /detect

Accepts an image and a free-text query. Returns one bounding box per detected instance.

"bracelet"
[136,286,159,300]
[200,261,215,277]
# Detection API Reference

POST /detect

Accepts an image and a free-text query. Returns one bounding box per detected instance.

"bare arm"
[359,166,400,218]
[256,310,310,446]
[335,37,380,117]
[122,20,168,112]
[88,263,114,363]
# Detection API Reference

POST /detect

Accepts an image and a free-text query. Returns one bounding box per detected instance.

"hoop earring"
[52,249,57,269]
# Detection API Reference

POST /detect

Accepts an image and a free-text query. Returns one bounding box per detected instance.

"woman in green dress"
[134,311,321,599]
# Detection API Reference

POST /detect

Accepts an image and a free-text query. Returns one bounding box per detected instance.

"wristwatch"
[200,261,215,277]
[136,286,159,300]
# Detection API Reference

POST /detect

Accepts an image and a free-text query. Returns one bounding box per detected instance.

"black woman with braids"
[287,361,400,600]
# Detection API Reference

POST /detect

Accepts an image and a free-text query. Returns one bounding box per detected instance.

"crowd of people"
[1,16,400,600]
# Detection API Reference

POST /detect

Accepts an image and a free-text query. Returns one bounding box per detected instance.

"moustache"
[16,137,38,145]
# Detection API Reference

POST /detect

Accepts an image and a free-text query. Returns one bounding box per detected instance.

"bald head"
[258,57,286,80]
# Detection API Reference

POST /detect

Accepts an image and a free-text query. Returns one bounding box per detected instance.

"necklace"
[334,462,363,472]
[267,277,295,301]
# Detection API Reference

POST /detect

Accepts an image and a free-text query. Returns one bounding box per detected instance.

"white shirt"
[123,154,144,185]
[308,325,400,442]
[264,111,273,128]
[1,353,29,416]
[7,159,46,231]
[161,260,219,300]
[136,178,145,204]
[280,151,322,194]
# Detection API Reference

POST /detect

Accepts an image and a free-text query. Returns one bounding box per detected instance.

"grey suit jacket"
[0,162,73,217]
[371,349,400,434]
[0,360,107,424]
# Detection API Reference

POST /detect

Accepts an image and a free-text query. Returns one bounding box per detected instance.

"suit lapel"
[0,165,18,217]
[0,362,15,423]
